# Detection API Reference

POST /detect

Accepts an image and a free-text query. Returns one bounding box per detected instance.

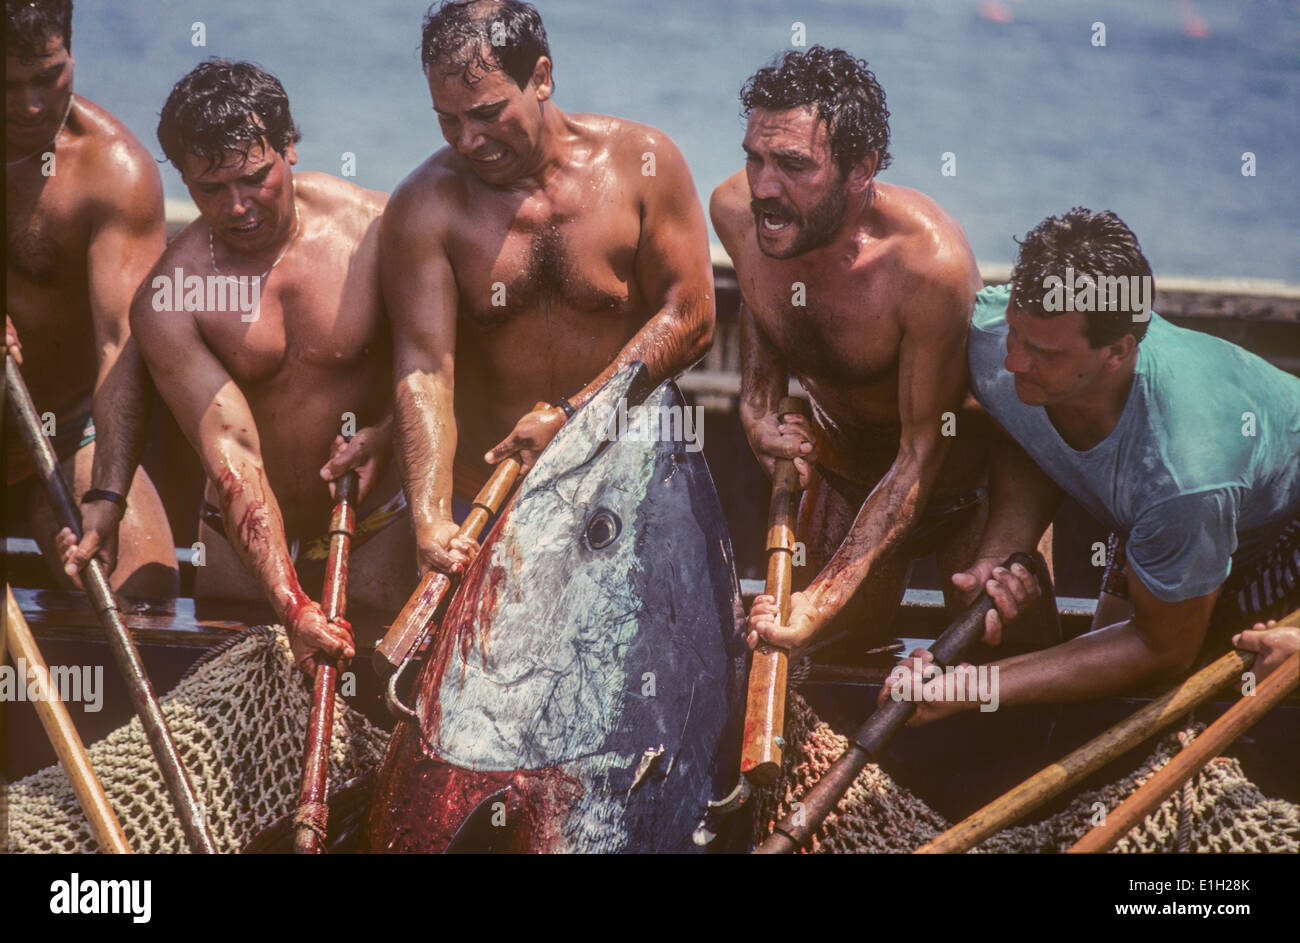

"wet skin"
[5,37,177,596]
[132,140,410,673]
[384,52,715,577]
[711,105,991,654]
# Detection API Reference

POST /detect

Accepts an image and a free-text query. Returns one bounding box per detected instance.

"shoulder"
[70,96,164,221]
[885,184,980,302]
[710,172,751,256]
[296,171,387,237]
[383,149,463,236]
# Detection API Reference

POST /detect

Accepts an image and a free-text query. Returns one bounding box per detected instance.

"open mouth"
[226,218,266,239]
[471,147,509,167]
[757,210,795,236]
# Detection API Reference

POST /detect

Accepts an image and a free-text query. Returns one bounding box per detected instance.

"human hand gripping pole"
[372,402,550,718]
[292,468,359,854]
[740,396,807,785]
[4,353,217,853]
[755,551,1038,854]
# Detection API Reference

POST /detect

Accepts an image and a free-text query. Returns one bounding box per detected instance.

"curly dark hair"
[740,45,891,176]
[1010,208,1154,347]
[5,0,72,59]
[157,59,302,176]
[421,0,551,91]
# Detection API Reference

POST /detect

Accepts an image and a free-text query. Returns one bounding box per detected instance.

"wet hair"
[421,0,551,91]
[5,0,73,59]
[740,45,892,176]
[1010,208,1154,347]
[157,59,302,175]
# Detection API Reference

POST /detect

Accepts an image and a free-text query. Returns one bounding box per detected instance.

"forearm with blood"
[807,457,928,614]
[215,463,309,627]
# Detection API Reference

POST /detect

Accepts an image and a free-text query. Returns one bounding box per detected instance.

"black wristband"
[81,488,127,512]
[554,397,576,419]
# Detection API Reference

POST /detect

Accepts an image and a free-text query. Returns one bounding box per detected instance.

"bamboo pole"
[6,585,131,853]
[740,396,806,785]
[1069,648,1298,853]
[292,471,358,854]
[913,622,1300,854]
[5,354,216,853]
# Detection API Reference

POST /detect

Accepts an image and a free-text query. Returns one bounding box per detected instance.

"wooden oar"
[740,396,806,785]
[915,607,1300,854]
[757,552,1037,854]
[4,354,217,853]
[292,470,359,854]
[1069,646,1299,853]
[372,402,548,687]
[6,585,131,853]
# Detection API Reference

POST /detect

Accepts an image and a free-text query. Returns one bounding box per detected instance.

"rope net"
[4,626,387,854]
[5,634,1296,853]
[755,693,1300,854]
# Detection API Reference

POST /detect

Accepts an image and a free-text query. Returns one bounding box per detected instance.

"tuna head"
[408,363,748,852]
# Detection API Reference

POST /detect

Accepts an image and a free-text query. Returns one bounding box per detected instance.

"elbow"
[1140,631,1202,679]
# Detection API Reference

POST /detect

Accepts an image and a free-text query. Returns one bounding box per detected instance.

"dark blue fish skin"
[364,364,751,853]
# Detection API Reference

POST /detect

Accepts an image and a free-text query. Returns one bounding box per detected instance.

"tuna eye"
[586,509,621,550]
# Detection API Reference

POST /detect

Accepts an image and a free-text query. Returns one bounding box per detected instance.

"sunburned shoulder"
[297,171,387,218]
[877,183,980,302]
[386,149,466,222]
[66,96,163,214]
[569,113,688,175]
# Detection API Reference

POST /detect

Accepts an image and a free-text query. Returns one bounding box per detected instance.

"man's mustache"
[751,198,798,221]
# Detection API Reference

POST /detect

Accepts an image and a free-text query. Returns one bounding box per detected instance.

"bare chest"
[742,260,903,385]
[451,191,640,332]
[190,256,383,387]
[5,170,86,288]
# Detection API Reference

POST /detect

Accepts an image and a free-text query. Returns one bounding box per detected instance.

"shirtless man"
[5,0,176,596]
[713,47,999,656]
[133,60,412,673]
[385,0,715,576]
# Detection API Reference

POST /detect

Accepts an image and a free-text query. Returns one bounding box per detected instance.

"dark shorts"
[1103,515,1300,649]
[5,409,95,488]
[200,490,409,563]
[815,461,987,559]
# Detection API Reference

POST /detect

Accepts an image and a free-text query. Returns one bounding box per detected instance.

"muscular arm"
[963,571,1216,709]
[806,282,972,617]
[130,286,306,622]
[85,148,166,497]
[564,135,714,409]
[382,182,462,565]
[974,426,1062,560]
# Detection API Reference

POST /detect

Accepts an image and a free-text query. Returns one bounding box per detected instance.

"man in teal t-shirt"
[894,208,1300,721]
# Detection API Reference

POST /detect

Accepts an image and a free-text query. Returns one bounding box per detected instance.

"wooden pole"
[372,403,547,679]
[6,586,131,853]
[5,354,217,853]
[740,397,807,785]
[756,552,1037,854]
[913,612,1300,854]
[293,471,358,854]
[1069,649,1298,854]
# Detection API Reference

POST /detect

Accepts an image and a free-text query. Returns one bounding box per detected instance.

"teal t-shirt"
[969,284,1300,602]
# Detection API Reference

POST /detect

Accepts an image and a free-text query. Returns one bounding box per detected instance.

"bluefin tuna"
[363,363,750,853]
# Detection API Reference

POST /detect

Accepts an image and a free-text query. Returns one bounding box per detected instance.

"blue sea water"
[71,0,1299,278]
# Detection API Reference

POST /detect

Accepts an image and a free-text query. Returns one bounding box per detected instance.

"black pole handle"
[851,551,1038,756]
